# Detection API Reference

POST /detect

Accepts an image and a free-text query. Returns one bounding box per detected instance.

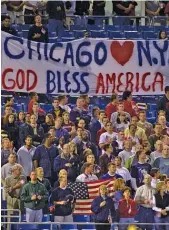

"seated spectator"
[113,178,126,210]
[105,93,118,120]
[122,91,138,117]
[137,111,154,137]
[131,150,152,188]
[62,111,76,137]
[76,162,98,182]
[96,116,109,144]
[152,181,169,229]
[1,137,15,166]
[101,163,123,180]
[114,112,129,132]
[135,174,155,230]
[23,114,44,146]
[21,171,48,222]
[153,145,169,177]
[50,97,65,119]
[58,95,71,113]
[15,111,25,127]
[1,105,13,129]
[159,30,168,40]
[119,187,138,230]
[99,144,114,176]
[55,117,69,143]
[158,115,169,136]
[89,107,101,144]
[17,136,36,180]
[33,133,59,186]
[28,14,48,43]
[91,184,116,230]
[118,140,133,166]
[111,102,131,124]
[42,114,55,133]
[50,177,75,222]
[6,1,24,24]
[157,86,169,122]
[150,140,163,165]
[3,113,19,149]
[125,116,147,141]
[150,168,160,189]
[31,102,45,125]
[149,123,164,151]
[4,164,26,215]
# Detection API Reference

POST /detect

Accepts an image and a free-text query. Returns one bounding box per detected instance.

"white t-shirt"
[118,150,133,166]
[99,132,118,144]
[116,167,131,182]
[76,173,98,182]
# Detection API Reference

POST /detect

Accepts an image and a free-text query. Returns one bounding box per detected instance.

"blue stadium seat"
[105,25,121,31]
[143,31,158,40]
[63,31,75,37]
[49,32,57,37]
[80,224,96,229]
[12,24,19,31]
[154,26,168,32]
[13,103,23,112]
[125,31,142,40]
[90,30,108,38]
[10,224,38,230]
[39,103,53,113]
[147,117,156,124]
[108,31,126,39]
[22,31,29,39]
[61,224,78,230]
[87,24,103,31]
[70,25,86,31]
[18,32,23,38]
[62,37,76,42]
[73,214,90,222]
[123,25,138,31]
[18,24,32,31]
[48,38,58,43]
[138,26,154,32]
[73,30,86,39]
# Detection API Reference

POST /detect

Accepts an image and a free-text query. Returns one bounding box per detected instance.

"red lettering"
[27,70,38,91]
[16,69,25,89]
[106,73,116,94]
[152,72,164,92]
[135,73,139,92]
[2,68,15,90]
[141,72,151,91]
[96,73,105,94]
[126,72,134,91]
[117,73,124,93]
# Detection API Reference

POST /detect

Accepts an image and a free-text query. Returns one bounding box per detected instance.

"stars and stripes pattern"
[68,178,115,214]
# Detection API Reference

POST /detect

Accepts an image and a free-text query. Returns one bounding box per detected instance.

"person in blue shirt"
[89,107,101,144]
[101,163,123,180]
[91,184,116,230]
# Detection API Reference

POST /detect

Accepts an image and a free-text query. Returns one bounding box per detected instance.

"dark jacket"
[91,196,116,222]
[99,154,114,176]
[4,123,19,148]
[93,1,105,15]
[2,25,17,36]
[24,124,44,146]
[47,1,66,20]
[49,107,65,120]
[77,141,98,163]
[154,192,169,218]
[157,95,169,122]
[89,118,101,144]
[21,181,48,210]
[28,25,48,43]
[75,1,90,16]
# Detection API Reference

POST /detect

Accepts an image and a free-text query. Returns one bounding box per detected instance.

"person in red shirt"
[28,92,45,114]
[105,93,118,119]
[119,187,138,230]
[122,90,138,117]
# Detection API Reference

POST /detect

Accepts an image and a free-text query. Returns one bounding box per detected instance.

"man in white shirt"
[111,102,131,124]
[118,140,133,166]
[150,140,163,165]
[58,95,71,113]
[76,162,98,182]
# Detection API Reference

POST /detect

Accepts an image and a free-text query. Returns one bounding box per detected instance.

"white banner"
[1,32,169,95]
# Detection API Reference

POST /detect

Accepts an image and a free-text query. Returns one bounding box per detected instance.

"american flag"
[68,179,115,214]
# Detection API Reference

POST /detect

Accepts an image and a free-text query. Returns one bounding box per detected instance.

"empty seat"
[105,25,121,31]
[60,224,78,230]
[73,30,86,39]
[62,37,76,42]
[123,25,138,31]
[18,24,32,31]
[49,32,57,37]
[70,25,86,31]
[18,32,23,38]
[108,31,126,39]
[22,31,29,39]
[87,24,103,31]
[143,31,158,40]
[48,38,58,43]
[13,104,23,112]
[125,31,142,40]
[73,214,90,222]
[39,103,53,113]
[63,30,74,37]
[138,26,154,32]
[90,30,107,38]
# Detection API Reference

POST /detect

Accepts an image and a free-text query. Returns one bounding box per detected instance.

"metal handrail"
[1,209,21,222]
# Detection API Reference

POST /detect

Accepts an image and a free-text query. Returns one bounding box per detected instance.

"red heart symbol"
[110,41,134,66]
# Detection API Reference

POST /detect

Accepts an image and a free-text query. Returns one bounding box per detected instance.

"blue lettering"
[72,72,80,93]
[76,41,92,67]
[4,36,24,59]
[153,41,168,66]
[57,71,65,93]
[64,71,71,93]
[94,42,107,65]
[137,41,152,66]
[27,40,33,59]
[37,42,41,60]
[44,43,48,60]
[46,70,56,93]
[63,43,74,66]
[49,43,63,62]
[80,72,89,94]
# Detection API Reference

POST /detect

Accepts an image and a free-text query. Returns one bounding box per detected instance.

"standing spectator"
[1,105,12,128]
[157,86,169,122]
[42,114,54,134]
[62,112,75,137]
[54,169,68,188]
[150,168,160,189]
[64,0,75,30]
[158,115,169,136]
[77,119,91,140]
[28,14,48,43]
[118,140,133,166]
[80,95,90,111]
[101,163,123,180]
[96,116,108,144]
[89,107,101,144]
[131,151,152,187]
[69,97,85,123]
[17,136,36,180]
[99,144,114,176]
[111,102,131,124]
[4,164,26,213]
[6,1,24,24]
[114,112,129,132]
[74,0,90,25]
[122,90,138,117]
[98,110,106,128]
[149,123,164,151]
[50,97,65,119]
[135,174,155,230]
[55,117,70,143]
[145,1,161,25]
[15,111,25,127]
[24,1,38,24]
[58,95,71,113]
[150,140,163,165]
[105,93,118,120]
[91,184,116,230]
[166,178,169,194]
[48,127,58,146]
[1,15,17,36]
[50,177,75,222]
[33,133,59,185]
[119,187,137,230]
[113,178,126,210]
[47,1,66,41]
[153,145,169,177]
[21,171,48,222]
[92,0,106,25]
[152,181,169,230]
[1,137,15,166]
[76,162,98,182]
[116,131,125,151]
[31,102,45,125]
[28,92,40,114]
[137,111,154,137]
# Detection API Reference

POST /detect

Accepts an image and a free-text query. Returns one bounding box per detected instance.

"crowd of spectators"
[1,86,169,229]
